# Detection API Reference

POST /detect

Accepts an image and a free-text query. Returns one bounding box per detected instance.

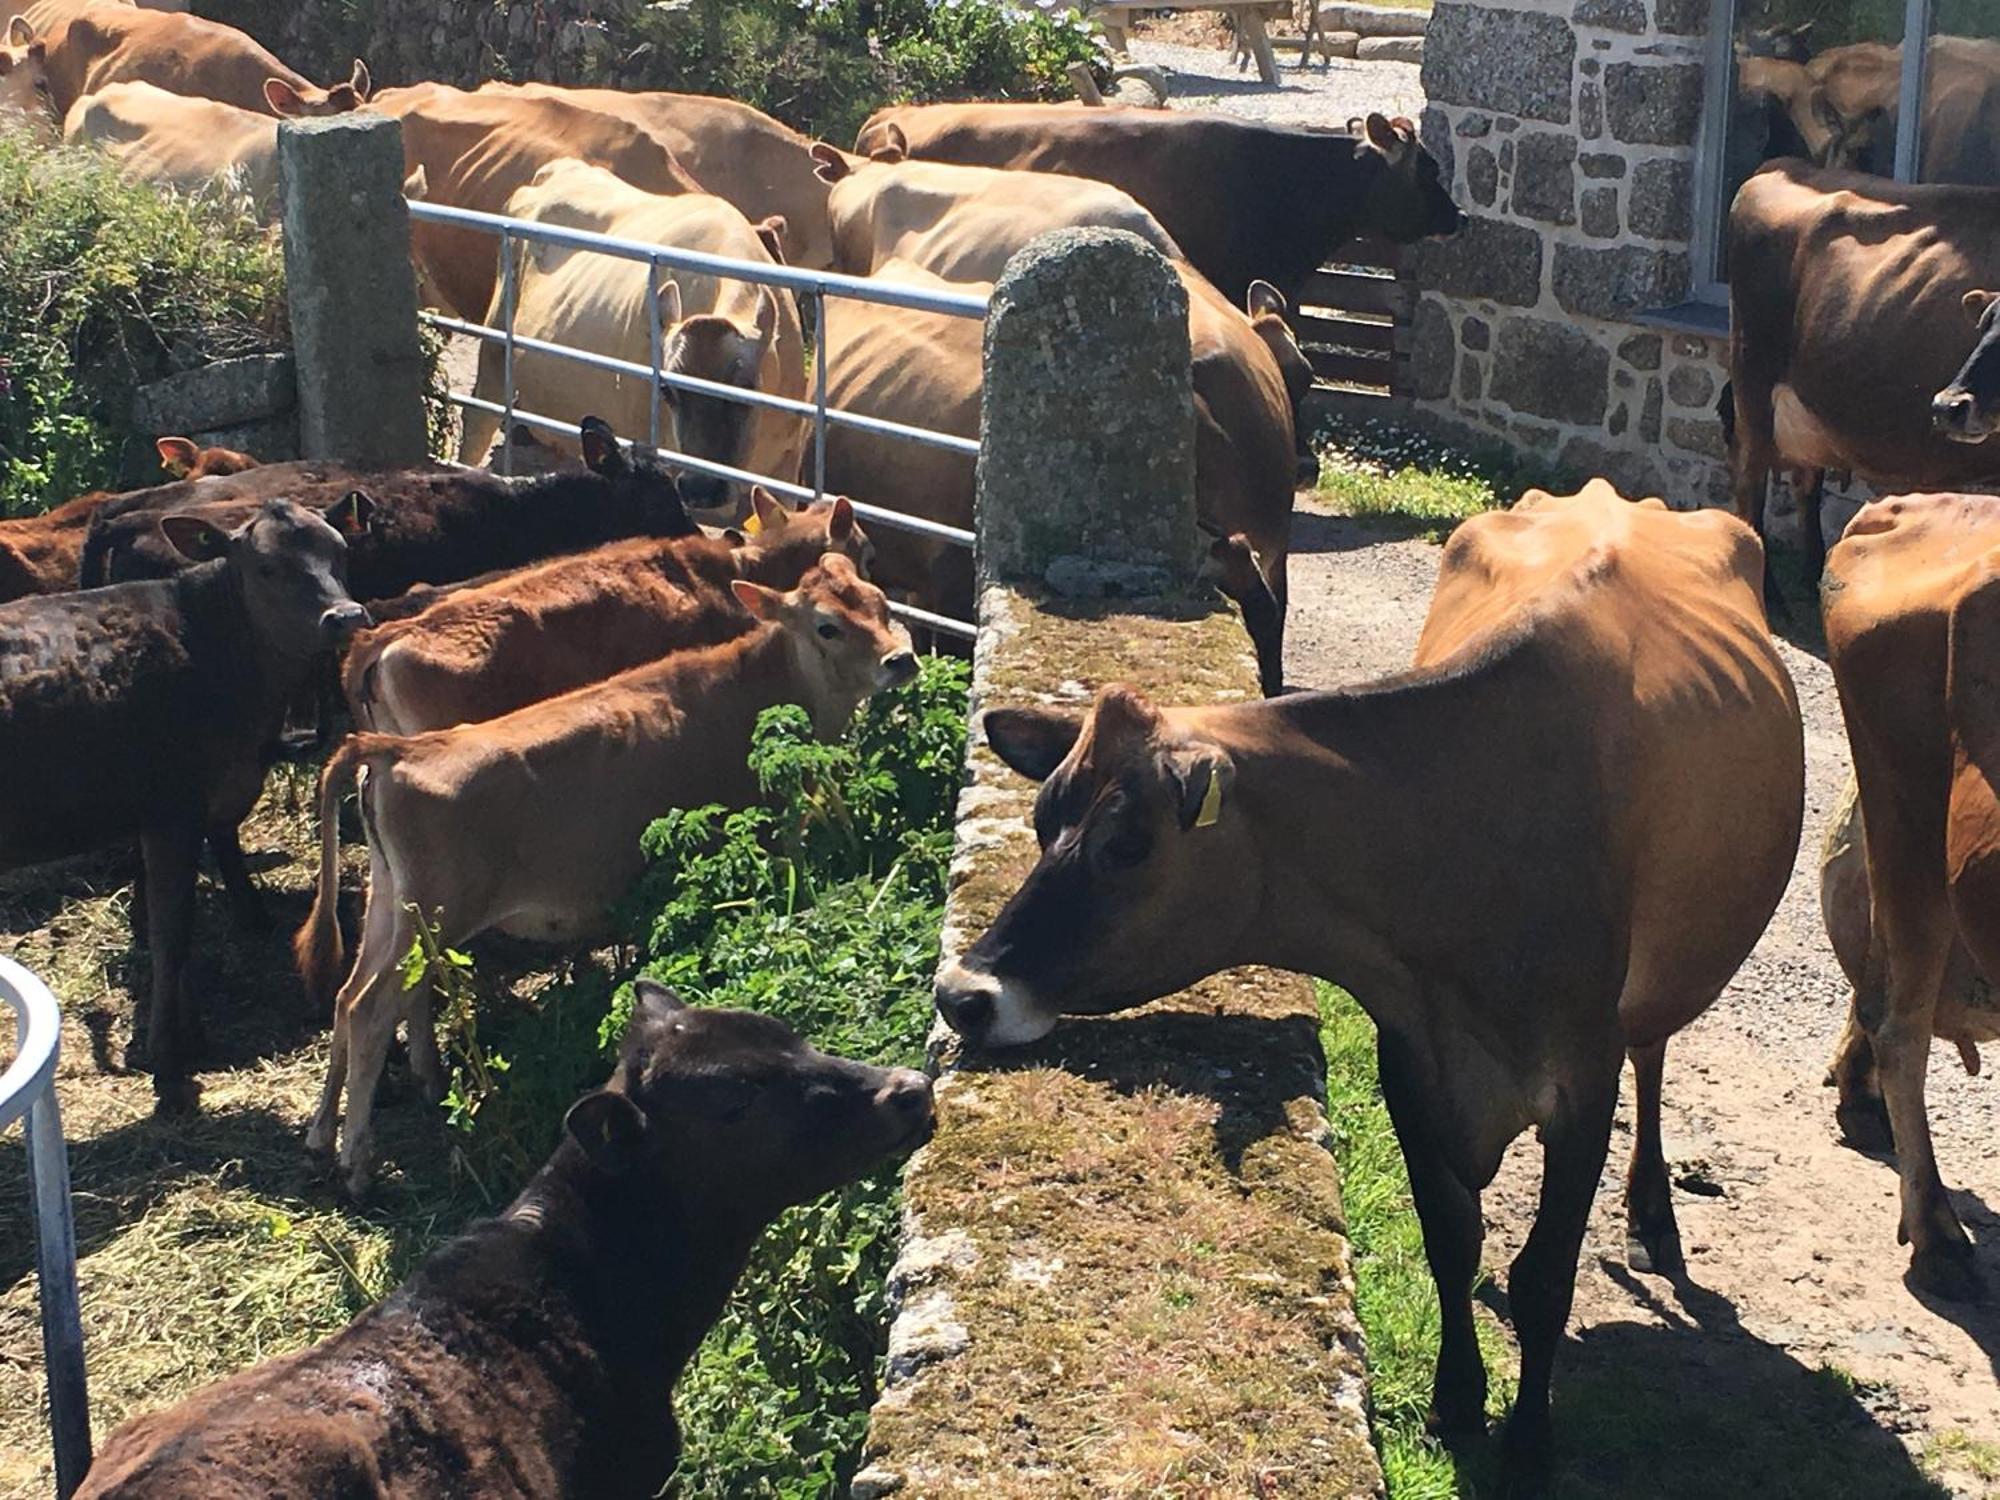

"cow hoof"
[1836,1097,1895,1153]
[1909,1242,1984,1303]
[151,1076,201,1116]
[1626,1224,1684,1277]
[123,1032,150,1071]
[340,1164,374,1202]
[1497,1410,1554,1498]
[1425,1403,1487,1441]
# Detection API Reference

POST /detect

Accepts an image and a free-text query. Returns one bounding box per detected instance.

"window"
[1688,0,2000,298]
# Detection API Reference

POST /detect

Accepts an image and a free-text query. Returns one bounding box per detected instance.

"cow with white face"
[459,158,806,520]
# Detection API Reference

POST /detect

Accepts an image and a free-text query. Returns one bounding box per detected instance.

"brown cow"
[343,493,869,734]
[297,554,916,1194]
[65,80,283,218]
[32,7,366,119]
[0,437,261,604]
[74,985,933,1500]
[0,14,49,127]
[1819,773,1996,1150]
[0,498,373,1108]
[1823,491,2000,1298]
[478,81,850,271]
[822,258,1305,693]
[358,83,702,324]
[850,105,1461,305]
[1727,161,2000,591]
[934,482,1803,1479]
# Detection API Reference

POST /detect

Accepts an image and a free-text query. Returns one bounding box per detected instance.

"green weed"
[1308,416,1574,540]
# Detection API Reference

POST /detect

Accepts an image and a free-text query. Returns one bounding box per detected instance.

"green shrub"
[0,122,287,517]
[410,653,970,1496]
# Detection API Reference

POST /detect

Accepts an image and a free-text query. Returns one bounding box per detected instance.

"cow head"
[1934,290,2000,444]
[1353,112,1463,243]
[0,19,52,131]
[730,552,916,734]
[155,436,260,480]
[740,489,874,583]
[564,980,933,1225]
[1245,280,1318,486]
[578,415,699,536]
[657,280,783,515]
[262,59,371,118]
[934,685,1254,1048]
[161,497,373,662]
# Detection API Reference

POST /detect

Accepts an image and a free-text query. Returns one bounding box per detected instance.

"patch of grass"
[1924,1430,2000,1489]
[1306,416,1575,541]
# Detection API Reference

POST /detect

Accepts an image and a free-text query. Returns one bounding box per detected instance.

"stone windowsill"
[1630,299,1730,339]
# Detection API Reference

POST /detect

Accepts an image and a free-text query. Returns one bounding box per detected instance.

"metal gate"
[406,200,985,641]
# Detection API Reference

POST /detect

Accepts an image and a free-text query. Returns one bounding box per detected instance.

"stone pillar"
[976,228,1201,597]
[278,114,429,467]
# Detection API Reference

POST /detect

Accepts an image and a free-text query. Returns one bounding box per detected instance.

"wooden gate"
[1293,240,1414,424]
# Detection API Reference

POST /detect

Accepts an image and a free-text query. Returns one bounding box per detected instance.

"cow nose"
[882,649,919,685]
[1934,389,1975,433]
[320,601,371,643]
[677,473,731,513]
[936,965,1000,1043]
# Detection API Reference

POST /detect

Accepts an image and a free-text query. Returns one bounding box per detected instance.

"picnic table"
[1093,0,1288,83]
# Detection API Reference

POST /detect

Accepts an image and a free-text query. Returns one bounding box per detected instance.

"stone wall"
[1409,0,1734,509]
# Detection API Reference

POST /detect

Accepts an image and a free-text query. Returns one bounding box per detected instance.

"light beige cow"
[64,80,278,215]
[460,158,806,517]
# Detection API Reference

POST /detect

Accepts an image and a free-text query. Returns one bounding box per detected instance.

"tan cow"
[456,158,805,514]
[1823,491,2000,1298]
[935,481,1802,1480]
[822,257,1304,692]
[478,81,849,271]
[295,554,916,1194]
[0,15,49,128]
[343,493,869,734]
[809,131,1182,281]
[1820,773,1997,1148]
[361,84,702,326]
[32,7,365,119]
[64,80,279,215]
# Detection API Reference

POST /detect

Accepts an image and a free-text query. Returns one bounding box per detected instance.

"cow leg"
[307,869,400,1159]
[209,824,269,934]
[1501,1054,1619,1488]
[1729,437,1785,619]
[1795,468,1829,585]
[1624,1039,1682,1275]
[457,335,506,467]
[138,822,203,1114]
[406,987,445,1105]
[128,840,150,951]
[1827,996,1893,1151]
[1865,898,1979,1298]
[337,905,427,1198]
[1377,1029,1488,1436]
[307,1008,349,1157]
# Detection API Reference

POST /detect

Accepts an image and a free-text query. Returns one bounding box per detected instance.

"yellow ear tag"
[741,510,764,536]
[1194,771,1223,828]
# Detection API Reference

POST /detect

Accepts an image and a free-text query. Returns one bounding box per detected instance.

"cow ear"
[1245,280,1286,319]
[1965,288,1999,323]
[6,15,31,45]
[810,142,850,183]
[634,976,688,1021]
[155,437,200,477]
[1362,112,1408,162]
[565,1089,649,1175]
[403,164,429,201]
[755,215,787,263]
[349,58,371,99]
[828,495,855,544]
[655,277,683,330]
[579,417,627,477]
[983,707,1083,783]
[751,487,789,531]
[731,578,785,621]
[1166,745,1236,832]
[158,514,233,563]
[326,490,376,537]
[720,527,749,547]
[263,77,306,116]
[751,285,777,343]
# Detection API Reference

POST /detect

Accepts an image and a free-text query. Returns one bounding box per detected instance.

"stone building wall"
[1407,0,1734,509]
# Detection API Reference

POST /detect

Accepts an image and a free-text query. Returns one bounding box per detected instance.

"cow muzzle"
[879,649,919,689]
[874,1067,937,1148]
[1932,388,1993,443]
[934,959,1056,1049]
[320,601,372,645]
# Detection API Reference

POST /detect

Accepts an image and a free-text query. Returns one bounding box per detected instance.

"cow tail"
[294,735,372,1012]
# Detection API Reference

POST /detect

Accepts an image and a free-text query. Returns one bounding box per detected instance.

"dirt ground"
[1285,500,2000,1494]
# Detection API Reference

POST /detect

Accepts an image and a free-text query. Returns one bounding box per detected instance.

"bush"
[412,653,971,1496]
[0,122,287,518]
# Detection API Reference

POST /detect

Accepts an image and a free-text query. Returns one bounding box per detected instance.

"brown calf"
[75,985,933,1500]
[344,493,868,734]
[297,554,916,1194]
[935,484,1802,1482]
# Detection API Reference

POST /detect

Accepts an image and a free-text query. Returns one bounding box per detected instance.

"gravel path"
[1126,37,1425,123]
[1285,502,2000,1493]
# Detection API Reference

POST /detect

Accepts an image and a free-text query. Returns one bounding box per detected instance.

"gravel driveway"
[1126,37,1425,123]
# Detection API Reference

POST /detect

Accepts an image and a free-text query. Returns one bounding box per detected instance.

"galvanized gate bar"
[1,955,90,1499]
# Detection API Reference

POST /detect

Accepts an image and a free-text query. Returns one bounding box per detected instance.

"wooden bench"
[1092,0,1289,83]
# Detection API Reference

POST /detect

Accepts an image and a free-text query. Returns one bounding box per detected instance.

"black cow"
[851,105,1463,305]
[74,984,935,1499]
[1931,287,2000,443]
[81,418,696,604]
[0,499,373,1108]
